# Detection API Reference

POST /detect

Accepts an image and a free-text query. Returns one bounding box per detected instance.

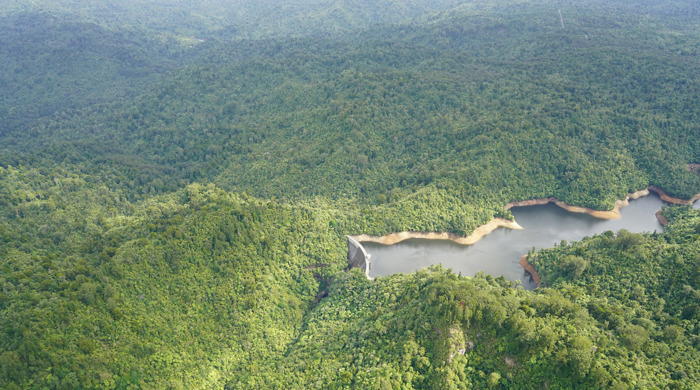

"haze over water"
[365,194,673,289]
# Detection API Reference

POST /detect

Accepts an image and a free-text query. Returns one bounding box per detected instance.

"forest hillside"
[0,0,699,388]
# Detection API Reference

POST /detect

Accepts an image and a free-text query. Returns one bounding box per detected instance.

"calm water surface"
[364,195,674,289]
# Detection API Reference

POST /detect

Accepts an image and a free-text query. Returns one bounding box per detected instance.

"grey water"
[364,194,673,289]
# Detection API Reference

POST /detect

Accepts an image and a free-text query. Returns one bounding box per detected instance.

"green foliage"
[0,12,186,134]
[4,0,698,224]
[487,372,502,388]
[559,255,590,279]
[531,208,700,389]
[0,0,699,388]
[1,0,477,41]
[0,178,345,388]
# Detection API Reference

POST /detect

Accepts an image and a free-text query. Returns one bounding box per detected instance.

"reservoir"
[364,194,677,289]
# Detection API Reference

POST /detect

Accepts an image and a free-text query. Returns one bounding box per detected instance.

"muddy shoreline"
[504,189,650,220]
[352,185,697,286]
[647,185,700,206]
[352,218,523,246]
[519,255,540,287]
[514,185,699,288]
[655,210,669,226]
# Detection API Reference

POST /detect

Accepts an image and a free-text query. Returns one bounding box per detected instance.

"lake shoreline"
[519,255,540,288]
[354,185,699,247]
[504,188,650,220]
[352,185,697,286]
[647,185,700,206]
[508,185,699,288]
[353,187,663,247]
[351,218,523,246]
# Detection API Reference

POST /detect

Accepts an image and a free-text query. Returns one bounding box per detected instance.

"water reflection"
[364,194,669,289]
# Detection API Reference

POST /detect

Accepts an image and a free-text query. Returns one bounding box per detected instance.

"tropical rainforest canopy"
[0,0,699,389]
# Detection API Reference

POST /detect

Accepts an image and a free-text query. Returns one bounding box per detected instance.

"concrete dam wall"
[346,236,372,279]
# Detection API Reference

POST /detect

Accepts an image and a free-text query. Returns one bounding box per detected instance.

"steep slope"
[232,208,700,389]
[1,169,698,389]
[0,174,344,388]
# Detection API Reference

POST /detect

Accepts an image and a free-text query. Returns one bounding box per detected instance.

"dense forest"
[1,0,699,389]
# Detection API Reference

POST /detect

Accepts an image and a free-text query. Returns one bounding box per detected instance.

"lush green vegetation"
[0,12,187,134]
[2,0,478,40]
[526,207,700,389]
[0,175,345,389]
[1,0,699,388]
[242,208,699,389]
